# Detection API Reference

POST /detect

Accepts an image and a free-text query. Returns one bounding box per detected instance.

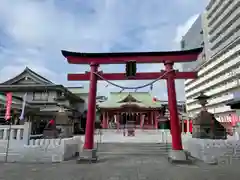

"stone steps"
[97,143,171,156]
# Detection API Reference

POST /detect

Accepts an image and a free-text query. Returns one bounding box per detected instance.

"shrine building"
[97,92,190,131]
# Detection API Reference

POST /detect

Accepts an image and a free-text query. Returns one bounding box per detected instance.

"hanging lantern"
[152,96,157,102]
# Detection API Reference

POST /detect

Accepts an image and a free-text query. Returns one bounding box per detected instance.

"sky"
[0,0,209,101]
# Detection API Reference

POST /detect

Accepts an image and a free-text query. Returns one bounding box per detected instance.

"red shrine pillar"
[102,112,108,129]
[150,111,154,129]
[154,111,158,129]
[116,113,120,132]
[84,63,99,150]
[106,112,109,129]
[164,62,183,151]
[140,114,145,129]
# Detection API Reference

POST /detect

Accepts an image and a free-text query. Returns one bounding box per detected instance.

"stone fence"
[0,123,82,163]
[0,123,31,145]
[21,136,82,163]
[1,125,239,164]
[183,132,240,164]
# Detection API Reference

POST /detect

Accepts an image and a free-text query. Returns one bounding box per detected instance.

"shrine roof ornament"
[61,47,203,64]
[117,94,141,103]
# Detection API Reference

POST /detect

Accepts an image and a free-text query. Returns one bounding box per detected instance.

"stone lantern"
[53,92,74,138]
[195,92,209,110]
[192,92,226,139]
[55,104,73,138]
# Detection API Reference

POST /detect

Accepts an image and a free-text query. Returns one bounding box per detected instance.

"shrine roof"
[62,48,202,58]
[0,67,54,85]
[98,92,161,109]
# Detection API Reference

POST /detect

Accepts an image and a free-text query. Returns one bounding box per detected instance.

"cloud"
[0,0,207,101]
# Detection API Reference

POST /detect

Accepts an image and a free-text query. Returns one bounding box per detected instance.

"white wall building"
[183,0,240,122]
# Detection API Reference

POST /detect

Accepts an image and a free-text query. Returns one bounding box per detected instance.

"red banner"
[5,92,12,121]
[231,113,239,126]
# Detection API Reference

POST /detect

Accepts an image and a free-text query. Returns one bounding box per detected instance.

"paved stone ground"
[1,143,240,180]
[1,155,240,180]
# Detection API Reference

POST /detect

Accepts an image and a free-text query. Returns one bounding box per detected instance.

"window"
[33,92,48,101]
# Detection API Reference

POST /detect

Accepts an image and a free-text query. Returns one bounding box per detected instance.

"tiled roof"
[1,67,53,85]
[98,92,161,108]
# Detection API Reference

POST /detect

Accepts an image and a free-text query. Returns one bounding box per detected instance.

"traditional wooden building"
[0,67,86,134]
[97,92,191,131]
[98,92,164,129]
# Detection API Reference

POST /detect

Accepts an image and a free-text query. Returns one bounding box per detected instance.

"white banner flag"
[19,93,27,121]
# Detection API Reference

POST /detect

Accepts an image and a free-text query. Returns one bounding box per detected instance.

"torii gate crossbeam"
[67,71,197,81]
[62,47,202,163]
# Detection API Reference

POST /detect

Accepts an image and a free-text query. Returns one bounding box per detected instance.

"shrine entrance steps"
[94,129,173,143]
[97,143,172,156]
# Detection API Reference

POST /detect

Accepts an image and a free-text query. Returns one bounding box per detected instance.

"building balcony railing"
[186,80,239,106]
[187,104,233,115]
[209,2,240,37]
[186,65,240,98]
[187,94,234,112]
[209,106,232,114]
[208,0,236,29]
[186,52,240,93]
[207,0,224,20]
[185,43,240,90]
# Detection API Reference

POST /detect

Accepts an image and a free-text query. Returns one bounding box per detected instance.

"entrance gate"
[62,48,202,162]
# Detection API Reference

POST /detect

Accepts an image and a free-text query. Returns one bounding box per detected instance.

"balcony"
[185,44,240,91]
[210,27,240,54]
[207,0,223,20]
[186,104,201,111]
[209,1,240,37]
[208,81,239,96]
[187,94,234,112]
[186,80,239,107]
[206,0,217,11]
[208,0,236,30]
[186,61,240,97]
[188,103,232,114]
[210,106,232,114]
[208,94,234,105]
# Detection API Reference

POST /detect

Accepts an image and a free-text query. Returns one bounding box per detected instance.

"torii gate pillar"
[79,63,99,162]
[164,62,187,162]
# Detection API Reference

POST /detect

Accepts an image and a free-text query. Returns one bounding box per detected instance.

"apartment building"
[182,0,240,123]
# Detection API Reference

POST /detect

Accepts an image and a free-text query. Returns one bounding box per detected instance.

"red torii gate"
[62,47,202,162]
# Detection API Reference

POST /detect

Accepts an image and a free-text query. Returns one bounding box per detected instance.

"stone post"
[23,121,32,145]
